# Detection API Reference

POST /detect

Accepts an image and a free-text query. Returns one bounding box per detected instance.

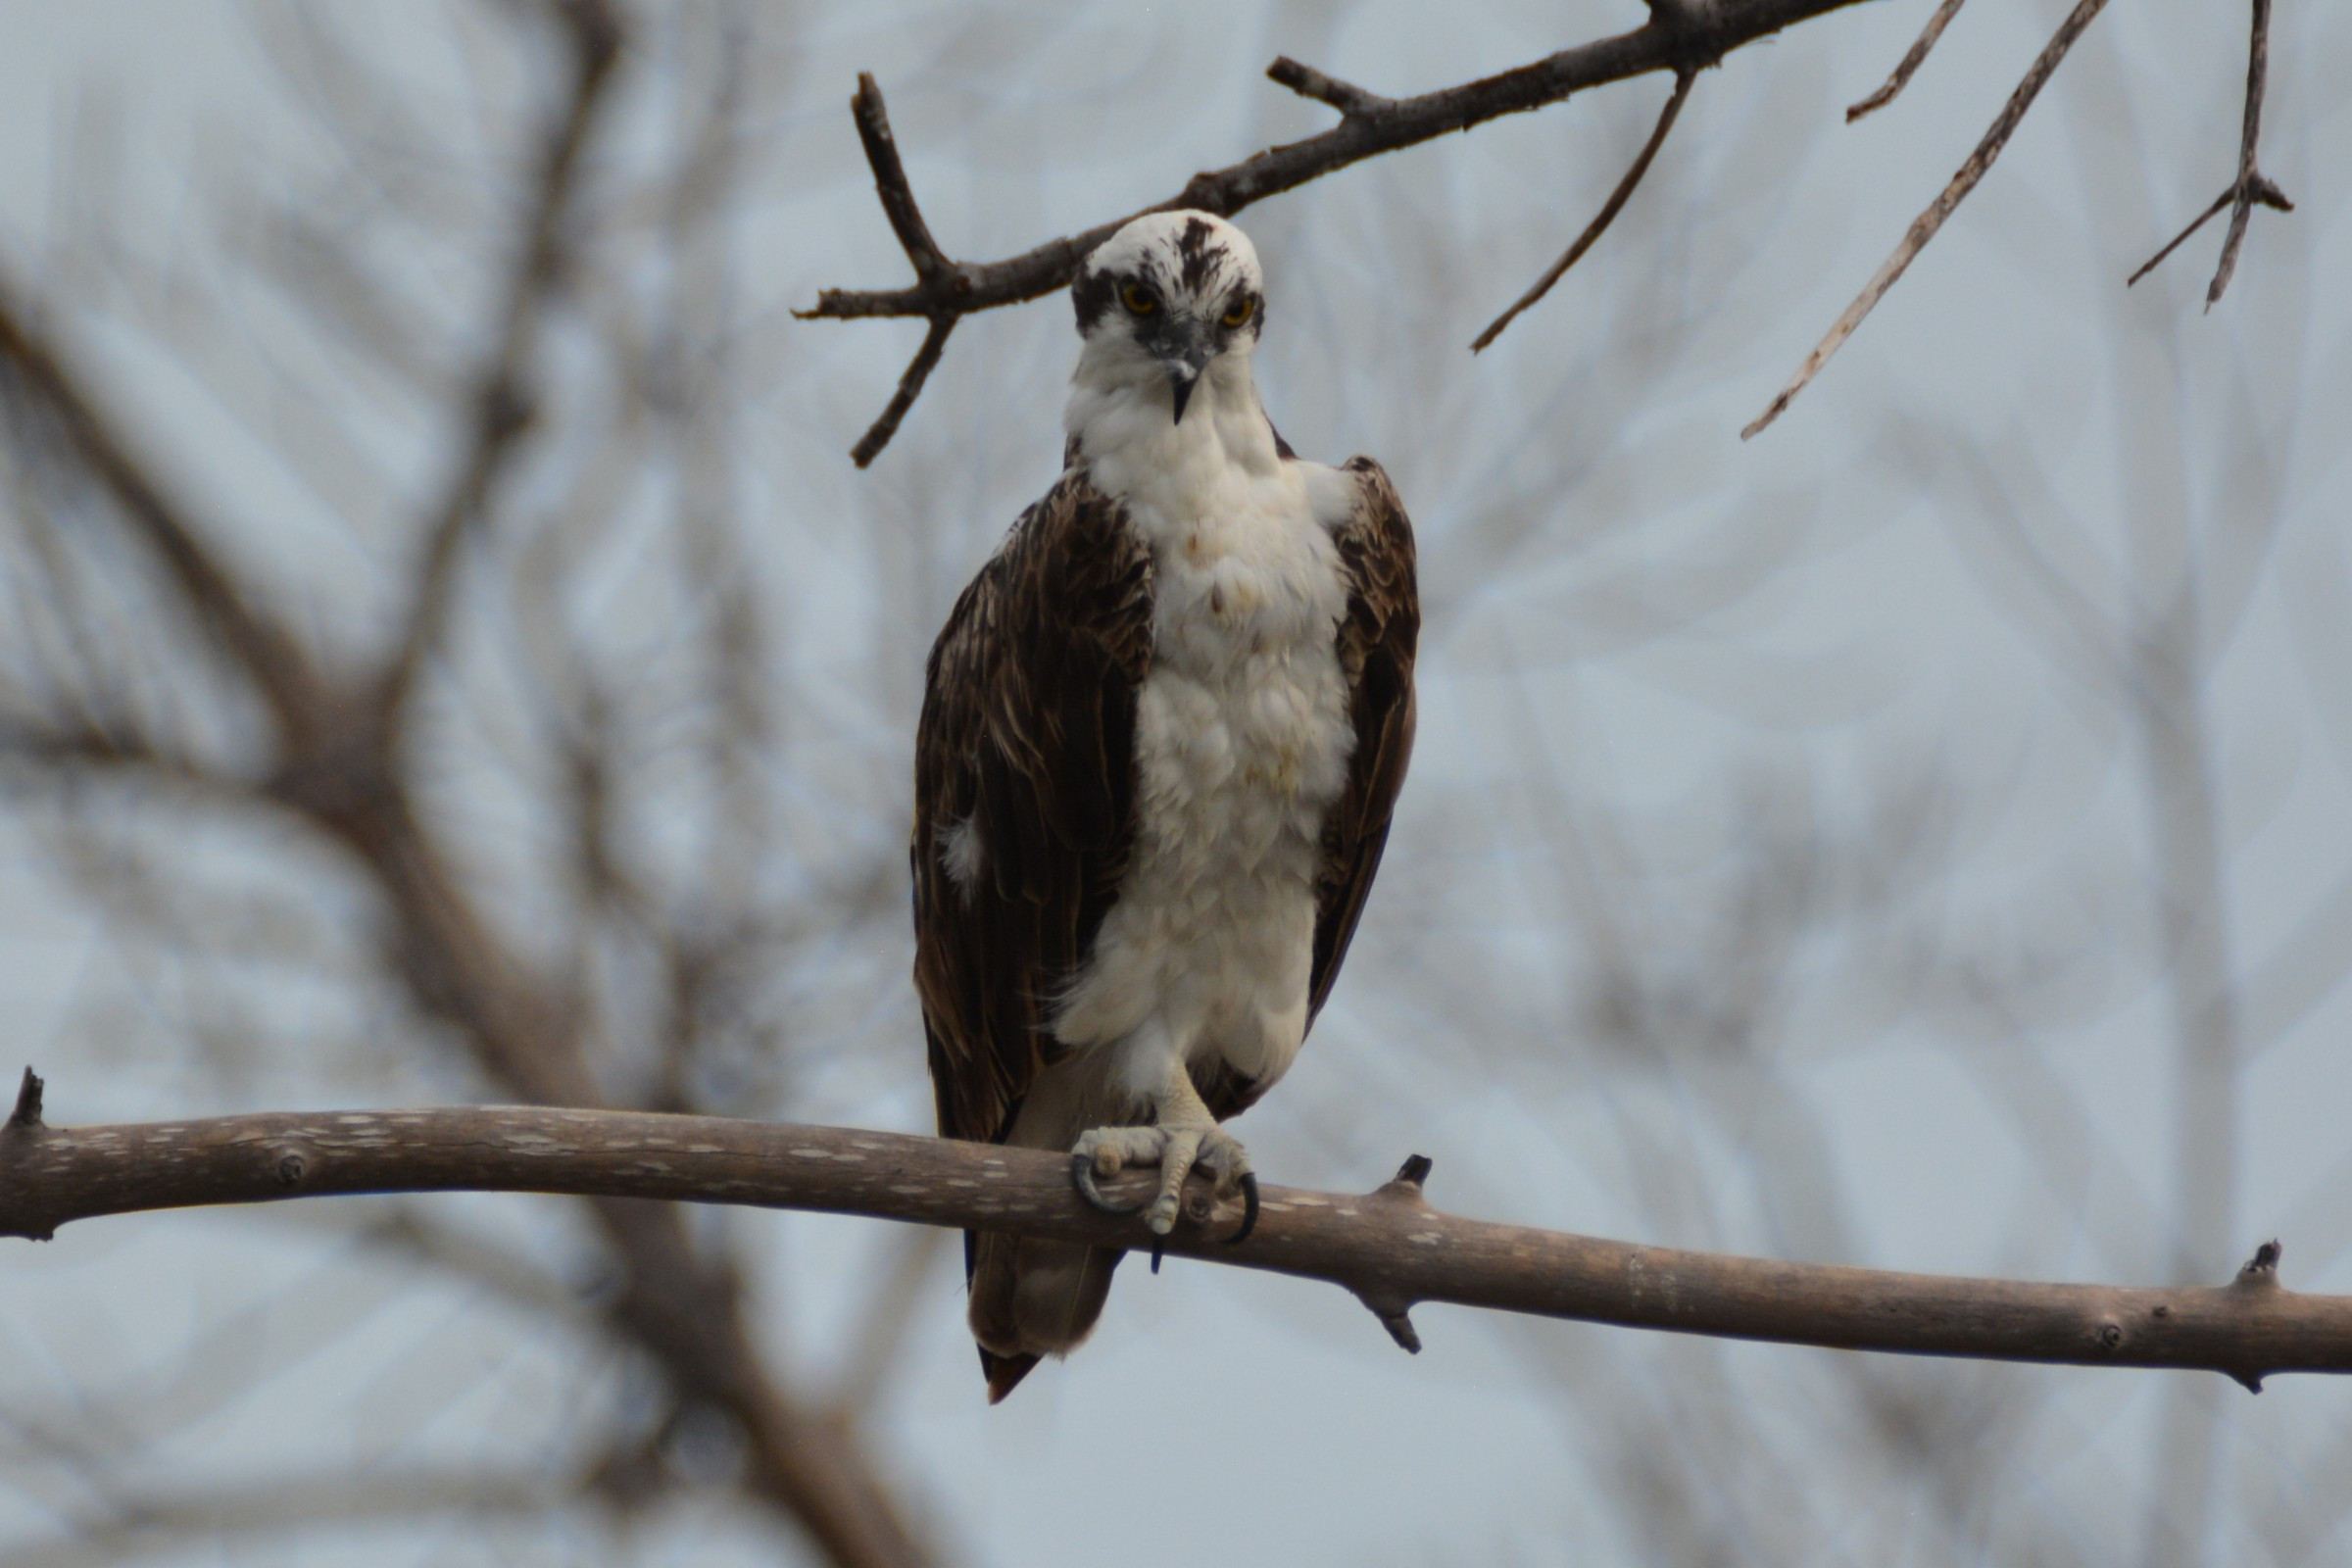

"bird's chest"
[1128,493,1354,874]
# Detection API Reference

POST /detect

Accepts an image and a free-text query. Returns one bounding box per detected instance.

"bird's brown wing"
[1307,456,1420,1025]
[911,468,1154,1149]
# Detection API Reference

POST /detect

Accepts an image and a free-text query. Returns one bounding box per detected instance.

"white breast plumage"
[1052,368,1354,1102]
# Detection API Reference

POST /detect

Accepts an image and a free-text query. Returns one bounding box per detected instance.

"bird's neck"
[1064,350,1281,516]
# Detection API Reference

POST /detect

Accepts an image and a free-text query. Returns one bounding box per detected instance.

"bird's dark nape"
[981,1346,1042,1403]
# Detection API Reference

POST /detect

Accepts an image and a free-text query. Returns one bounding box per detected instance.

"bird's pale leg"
[1071,1066,1255,1240]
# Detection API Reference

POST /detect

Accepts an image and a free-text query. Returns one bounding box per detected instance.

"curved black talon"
[1071,1150,1152,1215]
[1226,1172,1260,1245]
[1151,1235,1165,1274]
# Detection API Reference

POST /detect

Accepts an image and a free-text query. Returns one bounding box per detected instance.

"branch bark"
[5,1099,2343,1392]
[798,0,1884,461]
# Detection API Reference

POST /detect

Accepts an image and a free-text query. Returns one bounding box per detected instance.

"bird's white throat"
[1065,347,1283,532]
[1051,336,1354,1109]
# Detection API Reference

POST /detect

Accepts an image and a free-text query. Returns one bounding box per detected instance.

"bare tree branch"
[2126,0,2291,305]
[799,0,1882,461]
[0,1469,575,1568]
[1845,0,1970,122]
[4,1100,2343,1392]
[1742,0,2111,440]
[0,278,319,731]
[0,708,270,818]
[2,22,931,1557]
[1471,68,1697,354]
[379,0,623,723]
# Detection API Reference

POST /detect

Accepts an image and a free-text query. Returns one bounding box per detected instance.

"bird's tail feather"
[967,1231,1122,1401]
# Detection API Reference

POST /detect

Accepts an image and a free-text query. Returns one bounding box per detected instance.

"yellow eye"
[1120,282,1157,316]
[1220,296,1254,328]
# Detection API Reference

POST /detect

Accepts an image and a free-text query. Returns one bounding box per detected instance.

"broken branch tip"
[8,1066,42,1129]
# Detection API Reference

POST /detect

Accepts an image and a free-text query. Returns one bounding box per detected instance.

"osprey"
[911,211,1418,1401]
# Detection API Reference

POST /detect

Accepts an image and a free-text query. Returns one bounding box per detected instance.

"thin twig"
[2127,188,2235,288]
[1265,57,1393,121]
[2128,0,2291,305]
[1846,0,1970,122]
[3,1101,2346,1391]
[1471,68,1696,354]
[799,0,1881,461]
[850,316,956,469]
[1742,0,2110,441]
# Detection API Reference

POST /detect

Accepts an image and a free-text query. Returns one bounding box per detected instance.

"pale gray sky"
[1,2,2349,1565]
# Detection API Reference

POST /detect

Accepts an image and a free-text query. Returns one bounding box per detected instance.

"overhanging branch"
[798,0,1885,462]
[4,1093,2342,1390]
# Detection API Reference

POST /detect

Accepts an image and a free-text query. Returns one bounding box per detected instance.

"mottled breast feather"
[911,468,1155,1148]
[1308,456,1420,1026]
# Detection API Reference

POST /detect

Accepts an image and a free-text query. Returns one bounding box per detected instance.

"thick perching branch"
[6,1093,2346,1392]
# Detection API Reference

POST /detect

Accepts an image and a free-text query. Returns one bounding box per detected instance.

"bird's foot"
[1070,1121,1259,1247]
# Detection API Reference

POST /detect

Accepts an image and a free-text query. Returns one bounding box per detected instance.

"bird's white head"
[1071,211,1265,426]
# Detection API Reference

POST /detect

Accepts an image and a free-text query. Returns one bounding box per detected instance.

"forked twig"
[1743,0,2111,441]
[825,74,967,468]
[1471,68,1697,354]
[2127,0,2291,307]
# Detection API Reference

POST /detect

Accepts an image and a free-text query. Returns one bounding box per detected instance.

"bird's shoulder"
[1302,451,1420,1022]
[922,465,1154,707]
[1295,453,1418,657]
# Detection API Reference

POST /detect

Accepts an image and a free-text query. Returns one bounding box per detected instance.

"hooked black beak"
[1163,331,1215,424]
